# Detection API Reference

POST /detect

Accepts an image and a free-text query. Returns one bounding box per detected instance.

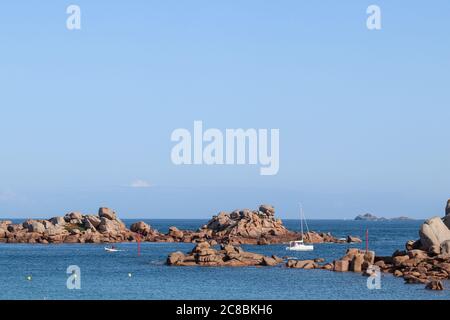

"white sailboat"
[286,205,314,251]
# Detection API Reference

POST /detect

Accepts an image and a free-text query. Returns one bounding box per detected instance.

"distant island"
[354,213,414,221]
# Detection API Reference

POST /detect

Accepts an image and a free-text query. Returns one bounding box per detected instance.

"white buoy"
[26,275,32,281]
[128,273,132,278]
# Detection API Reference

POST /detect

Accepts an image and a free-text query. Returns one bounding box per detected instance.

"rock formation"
[166,241,284,267]
[200,204,361,245]
[0,204,361,245]
[0,208,139,244]
[285,246,447,290]
[200,205,294,244]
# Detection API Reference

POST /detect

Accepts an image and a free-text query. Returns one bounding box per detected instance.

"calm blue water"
[0,219,449,300]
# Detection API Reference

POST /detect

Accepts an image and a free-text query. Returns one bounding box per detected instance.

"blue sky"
[1,1,449,219]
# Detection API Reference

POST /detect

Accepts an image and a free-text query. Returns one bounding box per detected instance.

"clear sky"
[1,1,449,219]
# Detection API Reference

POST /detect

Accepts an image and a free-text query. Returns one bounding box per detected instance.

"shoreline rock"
[289,200,450,291]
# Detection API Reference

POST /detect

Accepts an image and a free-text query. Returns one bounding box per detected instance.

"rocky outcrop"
[0,208,142,244]
[329,248,375,272]
[201,205,360,245]
[166,242,284,267]
[285,246,447,291]
[203,205,291,244]
[375,249,448,289]
[98,207,117,221]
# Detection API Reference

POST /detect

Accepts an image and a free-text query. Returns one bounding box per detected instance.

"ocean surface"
[0,219,449,300]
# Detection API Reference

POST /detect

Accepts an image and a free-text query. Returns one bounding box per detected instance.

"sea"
[0,219,449,300]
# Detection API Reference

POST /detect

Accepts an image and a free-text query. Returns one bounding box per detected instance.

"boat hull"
[285,245,314,251]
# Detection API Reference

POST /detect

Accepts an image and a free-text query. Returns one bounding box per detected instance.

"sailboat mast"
[300,206,304,241]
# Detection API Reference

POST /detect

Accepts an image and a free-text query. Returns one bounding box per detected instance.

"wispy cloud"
[0,190,16,202]
[129,180,152,188]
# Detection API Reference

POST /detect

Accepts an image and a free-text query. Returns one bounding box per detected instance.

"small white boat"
[286,205,314,251]
[286,240,314,251]
[104,247,121,252]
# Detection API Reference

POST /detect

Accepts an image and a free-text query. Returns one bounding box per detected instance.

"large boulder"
[98,217,122,234]
[334,260,349,272]
[446,199,450,216]
[0,220,12,227]
[259,204,275,216]
[286,260,317,269]
[350,254,364,272]
[49,216,66,226]
[407,249,429,260]
[262,256,279,266]
[83,219,97,231]
[167,251,186,265]
[7,224,23,233]
[84,215,101,228]
[419,217,450,254]
[393,255,410,267]
[23,220,45,233]
[347,235,363,243]
[98,207,117,220]
[130,221,152,234]
[45,225,66,236]
[68,212,83,220]
[168,226,184,239]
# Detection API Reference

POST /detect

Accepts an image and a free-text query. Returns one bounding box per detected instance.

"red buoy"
[137,234,141,257]
[366,229,369,252]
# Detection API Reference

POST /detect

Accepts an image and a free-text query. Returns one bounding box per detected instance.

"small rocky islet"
[354,213,414,221]
[0,204,360,245]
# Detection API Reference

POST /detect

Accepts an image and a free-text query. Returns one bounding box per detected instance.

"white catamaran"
[286,205,314,251]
